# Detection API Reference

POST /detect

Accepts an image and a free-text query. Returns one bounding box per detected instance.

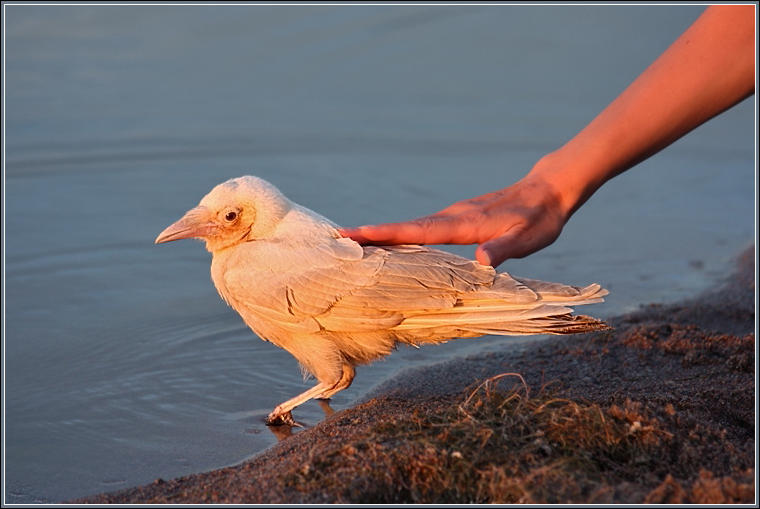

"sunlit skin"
[340,6,755,268]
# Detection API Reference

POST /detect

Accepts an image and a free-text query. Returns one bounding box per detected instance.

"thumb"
[476,233,524,268]
[477,224,563,267]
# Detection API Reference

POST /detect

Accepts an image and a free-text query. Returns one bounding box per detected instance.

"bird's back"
[319,244,609,363]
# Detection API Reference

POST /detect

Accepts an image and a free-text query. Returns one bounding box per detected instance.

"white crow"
[156,176,609,425]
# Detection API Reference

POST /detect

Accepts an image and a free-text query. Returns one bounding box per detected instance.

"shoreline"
[79,246,755,504]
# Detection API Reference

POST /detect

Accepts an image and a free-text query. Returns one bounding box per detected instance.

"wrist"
[526,148,609,219]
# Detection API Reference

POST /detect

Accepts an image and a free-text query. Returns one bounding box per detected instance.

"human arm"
[340,5,755,267]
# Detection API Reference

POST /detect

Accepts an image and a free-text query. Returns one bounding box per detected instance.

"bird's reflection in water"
[317,399,335,417]
[266,399,336,442]
[267,423,294,441]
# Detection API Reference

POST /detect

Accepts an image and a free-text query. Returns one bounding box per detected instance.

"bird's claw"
[265,410,302,427]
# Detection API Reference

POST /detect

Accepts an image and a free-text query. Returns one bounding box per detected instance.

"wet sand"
[79,246,755,504]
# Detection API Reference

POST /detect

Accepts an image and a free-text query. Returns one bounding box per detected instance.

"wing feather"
[223,242,501,333]
[221,238,607,342]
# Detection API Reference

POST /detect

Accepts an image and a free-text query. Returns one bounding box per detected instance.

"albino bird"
[156,176,609,425]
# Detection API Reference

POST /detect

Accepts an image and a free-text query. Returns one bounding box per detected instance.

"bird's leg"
[266,382,330,426]
[316,363,355,400]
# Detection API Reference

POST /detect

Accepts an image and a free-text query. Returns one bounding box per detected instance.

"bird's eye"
[224,211,238,222]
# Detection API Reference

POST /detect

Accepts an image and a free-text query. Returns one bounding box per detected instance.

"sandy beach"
[79,246,755,504]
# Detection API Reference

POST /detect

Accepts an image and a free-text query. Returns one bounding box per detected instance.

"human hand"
[343,6,754,269]
[339,174,570,268]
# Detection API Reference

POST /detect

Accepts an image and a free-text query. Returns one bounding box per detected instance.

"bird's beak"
[155,206,217,244]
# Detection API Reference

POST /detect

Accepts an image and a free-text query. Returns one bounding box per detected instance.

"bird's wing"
[223,238,596,337]
[221,236,387,333]
[221,238,505,330]
[315,245,539,331]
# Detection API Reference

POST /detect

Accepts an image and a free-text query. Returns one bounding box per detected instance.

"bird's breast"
[208,243,325,343]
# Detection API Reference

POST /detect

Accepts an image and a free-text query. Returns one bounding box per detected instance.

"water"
[4,4,754,503]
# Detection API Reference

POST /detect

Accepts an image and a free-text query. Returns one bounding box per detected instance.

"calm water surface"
[4,5,755,503]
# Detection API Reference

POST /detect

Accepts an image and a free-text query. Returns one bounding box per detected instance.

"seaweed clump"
[283,373,751,503]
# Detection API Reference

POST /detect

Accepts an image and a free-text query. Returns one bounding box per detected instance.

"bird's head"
[155,176,292,252]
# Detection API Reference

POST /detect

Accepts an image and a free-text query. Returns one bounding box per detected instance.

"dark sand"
[80,246,755,504]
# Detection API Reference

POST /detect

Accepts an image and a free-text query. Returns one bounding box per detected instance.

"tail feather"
[396,304,574,328]
[393,277,610,340]
[464,314,611,336]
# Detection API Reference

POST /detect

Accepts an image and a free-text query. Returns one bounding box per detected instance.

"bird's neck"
[273,205,341,240]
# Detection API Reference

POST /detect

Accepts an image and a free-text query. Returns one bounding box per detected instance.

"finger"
[477,224,562,267]
[339,216,470,245]
[337,227,370,243]
[476,232,529,268]
[433,201,475,216]
[434,189,505,216]
[338,223,425,244]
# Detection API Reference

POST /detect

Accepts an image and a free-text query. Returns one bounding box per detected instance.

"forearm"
[530,5,755,218]
[342,6,754,267]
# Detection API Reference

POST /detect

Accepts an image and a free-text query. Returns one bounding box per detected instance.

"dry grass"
[285,373,743,504]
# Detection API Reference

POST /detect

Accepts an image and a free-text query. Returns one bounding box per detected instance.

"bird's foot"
[265,409,302,427]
